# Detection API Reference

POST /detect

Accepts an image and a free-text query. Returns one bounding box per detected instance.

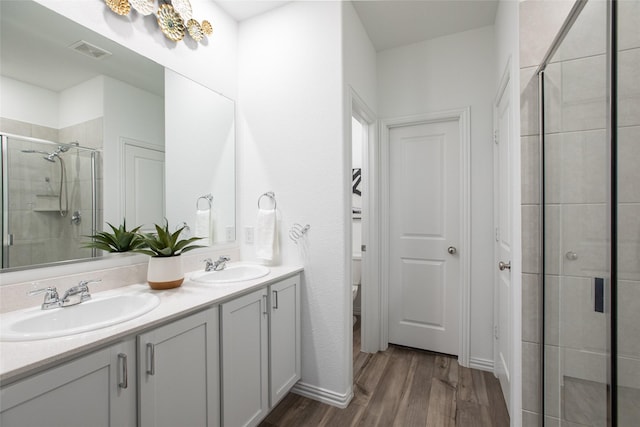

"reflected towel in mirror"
[195,209,211,246]
[256,208,277,263]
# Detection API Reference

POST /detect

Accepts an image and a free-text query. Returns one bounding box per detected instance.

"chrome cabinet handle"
[273,290,279,310]
[498,261,511,271]
[146,343,155,375]
[447,246,457,255]
[262,294,268,315]
[118,353,128,389]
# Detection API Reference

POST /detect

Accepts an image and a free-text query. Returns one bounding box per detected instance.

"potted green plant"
[134,220,205,290]
[84,220,146,253]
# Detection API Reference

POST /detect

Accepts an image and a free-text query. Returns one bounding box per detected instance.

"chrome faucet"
[28,279,102,310]
[60,280,101,307]
[27,287,61,310]
[203,256,230,272]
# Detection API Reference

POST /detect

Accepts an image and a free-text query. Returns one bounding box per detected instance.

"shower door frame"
[537,0,619,424]
[0,133,99,270]
[1,135,8,268]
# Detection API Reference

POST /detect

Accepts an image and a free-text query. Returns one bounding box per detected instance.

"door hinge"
[495,227,500,242]
[493,130,499,144]
[494,325,499,340]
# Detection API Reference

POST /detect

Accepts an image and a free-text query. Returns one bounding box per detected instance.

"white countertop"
[0,264,303,384]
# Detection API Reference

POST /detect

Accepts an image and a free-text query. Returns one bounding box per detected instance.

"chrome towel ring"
[258,191,276,210]
[196,194,213,210]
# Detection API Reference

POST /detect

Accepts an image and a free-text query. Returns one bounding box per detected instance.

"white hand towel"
[256,208,277,262]
[195,209,211,246]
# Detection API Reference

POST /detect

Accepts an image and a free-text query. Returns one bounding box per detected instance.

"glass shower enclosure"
[539,0,639,425]
[1,134,99,269]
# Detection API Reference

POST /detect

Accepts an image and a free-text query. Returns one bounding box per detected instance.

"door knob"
[498,261,511,271]
[447,246,457,255]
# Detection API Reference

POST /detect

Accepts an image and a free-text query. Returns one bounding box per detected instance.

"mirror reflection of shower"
[2,134,99,270]
[20,142,78,217]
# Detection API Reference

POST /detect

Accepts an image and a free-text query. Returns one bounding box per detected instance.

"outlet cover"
[245,226,254,244]
[225,226,235,242]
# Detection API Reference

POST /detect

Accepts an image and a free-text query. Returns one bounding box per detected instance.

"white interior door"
[494,79,513,409]
[122,140,165,231]
[388,119,461,356]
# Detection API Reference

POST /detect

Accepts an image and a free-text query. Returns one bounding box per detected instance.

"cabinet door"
[269,275,301,407]
[138,307,219,427]
[221,288,269,427]
[0,339,136,427]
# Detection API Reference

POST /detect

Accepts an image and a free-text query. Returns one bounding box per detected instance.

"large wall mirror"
[0,1,235,272]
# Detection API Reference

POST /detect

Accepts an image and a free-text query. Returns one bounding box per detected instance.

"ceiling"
[216,0,499,52]
[1,1,499,94]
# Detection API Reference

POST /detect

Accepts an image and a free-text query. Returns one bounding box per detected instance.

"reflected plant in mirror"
[0,0,236,273]
[83,221,145,253]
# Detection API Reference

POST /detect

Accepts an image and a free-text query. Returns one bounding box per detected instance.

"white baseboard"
[470,357,494,372]
[291,382,353,409]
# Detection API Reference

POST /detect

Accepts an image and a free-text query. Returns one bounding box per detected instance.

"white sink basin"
[0,292,160,342]
[190,264,270,284]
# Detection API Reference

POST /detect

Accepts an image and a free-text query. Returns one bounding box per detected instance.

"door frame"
[380,108,471,366]
[348,87,380,355]
[120,136,165,231]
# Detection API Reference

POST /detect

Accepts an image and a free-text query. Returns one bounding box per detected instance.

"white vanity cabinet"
[221,287,270,427]
[0,270,302,427]
[221,274,301,426]
[269,275,301,407]
[0,339,136,427]
[137,306,219,427]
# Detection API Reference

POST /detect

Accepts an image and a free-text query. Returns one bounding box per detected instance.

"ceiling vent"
[68,40,112,60]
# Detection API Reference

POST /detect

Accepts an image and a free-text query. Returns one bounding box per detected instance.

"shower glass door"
[1,134,98,269]
[616,0,640,424]
[542,0,611,424]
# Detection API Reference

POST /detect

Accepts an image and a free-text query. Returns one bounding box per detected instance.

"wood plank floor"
[260,317,509,427]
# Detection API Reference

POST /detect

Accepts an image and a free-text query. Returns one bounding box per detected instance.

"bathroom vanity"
[0,266,302,427]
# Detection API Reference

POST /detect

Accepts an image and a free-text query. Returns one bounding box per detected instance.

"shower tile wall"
[2,117,103,268]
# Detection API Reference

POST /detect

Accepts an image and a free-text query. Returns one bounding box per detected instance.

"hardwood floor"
[260,317,510,427]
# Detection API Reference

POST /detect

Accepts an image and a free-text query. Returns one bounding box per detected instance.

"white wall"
[377,26,496,366]
[102,76,164,227]
[494,0,522,423]
[343,0,377,262]
[238,1,351,405]
[165,69,235,243]
[342,2,377,112]
[0,76,59,128]
[59,76,104,128]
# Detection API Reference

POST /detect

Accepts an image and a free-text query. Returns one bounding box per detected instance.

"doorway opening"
[349,89,378,357]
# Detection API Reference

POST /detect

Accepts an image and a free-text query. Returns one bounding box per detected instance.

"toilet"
[352,254,361,324]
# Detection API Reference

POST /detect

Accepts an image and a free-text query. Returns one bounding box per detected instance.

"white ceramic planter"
[147,256,184,290]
